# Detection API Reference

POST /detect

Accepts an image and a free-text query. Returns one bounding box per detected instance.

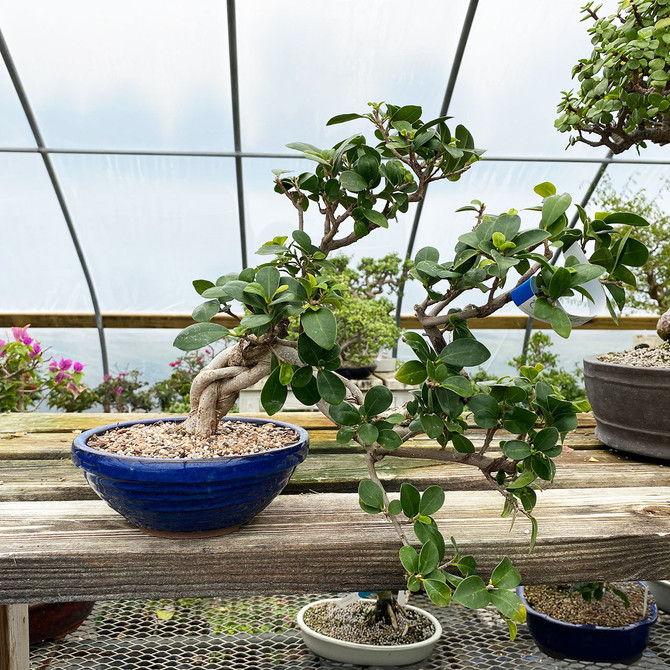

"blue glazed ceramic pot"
[517,585,658,664]
[72,416,309,537]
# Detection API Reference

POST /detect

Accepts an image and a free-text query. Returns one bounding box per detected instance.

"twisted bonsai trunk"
[657,309,670,342]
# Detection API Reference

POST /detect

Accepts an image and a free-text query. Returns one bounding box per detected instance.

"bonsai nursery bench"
[1,412,670,670]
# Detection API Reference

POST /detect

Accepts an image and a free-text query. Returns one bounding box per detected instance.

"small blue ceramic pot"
[72,416,309,537]
[517,585,658,664]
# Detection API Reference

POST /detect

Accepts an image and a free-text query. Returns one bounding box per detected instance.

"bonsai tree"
[174,102,648,635]
[306,253,408,368]
[556,0,670,154]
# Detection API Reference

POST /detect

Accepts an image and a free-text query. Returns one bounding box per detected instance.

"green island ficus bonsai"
[556,0,670,154]
[173,102,649,638]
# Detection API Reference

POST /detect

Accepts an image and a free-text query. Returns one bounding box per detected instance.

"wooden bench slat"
[1,488,669,602]
[2,447,666,502]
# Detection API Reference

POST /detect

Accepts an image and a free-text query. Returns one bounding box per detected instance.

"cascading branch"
[174,102,649,637]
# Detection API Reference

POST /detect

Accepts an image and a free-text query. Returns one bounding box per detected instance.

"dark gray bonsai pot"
[583,355,670,460]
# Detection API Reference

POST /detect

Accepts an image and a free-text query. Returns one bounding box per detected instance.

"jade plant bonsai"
[174,102,648,637]
[556,0,670,154]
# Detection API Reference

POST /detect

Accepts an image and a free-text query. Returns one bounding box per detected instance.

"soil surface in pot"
[525,583,653,626]
[87,421,299,458]
[303,601,434,646]
[598,341,670,368]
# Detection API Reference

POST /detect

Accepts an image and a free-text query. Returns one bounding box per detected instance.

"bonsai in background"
[594,175,670,341]
[556,0,670,154]
[0,326,85,412]
[319,253,408,368]
[174,102,648,635]
[95,371,153,413]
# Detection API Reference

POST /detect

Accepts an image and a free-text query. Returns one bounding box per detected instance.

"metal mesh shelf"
[30,594,670,670]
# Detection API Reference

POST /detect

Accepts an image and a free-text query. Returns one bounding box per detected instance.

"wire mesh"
[30,593,670,670]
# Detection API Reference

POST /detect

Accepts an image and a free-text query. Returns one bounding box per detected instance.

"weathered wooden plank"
[0,412,336,434]
[1,447,667,502]
[0,605,29,670]
[0,428,604,463]
[0,412,597,435]
[0,312,656,330]
[0,488,669,602]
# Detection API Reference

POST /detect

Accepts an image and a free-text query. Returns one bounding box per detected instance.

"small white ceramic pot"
[297,598,442,667]
[645,581,670,613]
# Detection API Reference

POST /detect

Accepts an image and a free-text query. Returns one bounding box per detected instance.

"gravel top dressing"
[303,601,434,646]
[525,583,653,627]
[87,420,299,459]
[598,341,670,368]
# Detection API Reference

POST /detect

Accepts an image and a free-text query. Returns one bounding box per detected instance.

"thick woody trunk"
[657,309,670,342]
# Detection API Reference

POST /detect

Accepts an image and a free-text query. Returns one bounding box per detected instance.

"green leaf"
[240,313,273,329]
[256,266,281,298]
[533,297,555,320]
[173,323,229,351]
[403,332,433,363]
[358,479,384,512]
[533,427,559,453]
[399,545,419,573]
[363,386,394,419]
[618,238,649,267]
[420,413,444,438]
[455,555,477,577]
[550,308,572,339]
[602,212,649,227]
[336,426,355,444]
[291,376,321,406]
[534,182,556,197]
[540,193,572,229]
[424,579,452,607]
[302,307,337,349]
[155,609,174,620]
[441,375,476,397]
[396,360,428,385]
[193,279,215,295]
[340,170,368,192]
[278,363,294,386]
[438,339,491,367]
[417,540,440,575]
[326,112,364,126]
[400,483,421,518]
[548,267,572,300]
[363,210,388,228]
[453,576,490,609]
[415,246,440,264]
[292,230,312,250]
[503,440,532,460]
[329,401,361,426]
[489,589,526,622]
[261,367,288,415]
[503,406,537,434]
[452,433,475,453]
[467,394,500,428]
[192,300,220,323]
[378,429,403,451]
[393,105,422,123]
[291,365,313,388]
[358,423,379,446]
[388,499,403,516]
[506,620,518,641]
[490,556,522,589]
[316,369,346,405]
[414,519,446,561]
[507,468,536,490]
[419,486,445,516]
[531,453,555,481]
[530,516,538,552]
[513,229,551,251]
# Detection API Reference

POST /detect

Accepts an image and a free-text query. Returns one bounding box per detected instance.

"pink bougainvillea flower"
[29,343,42,359]
[55,371,65,384]
[72,361,84,373]
[22,334,34,346]
[66,381,80,398]
[0,339,5,349]
[49,361,59,371]
[11,327,22,341]
[59,358,72,370]
[115,386,123,395]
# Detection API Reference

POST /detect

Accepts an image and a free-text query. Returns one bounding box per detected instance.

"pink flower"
[115,386,123,395]
[0,339,5,348]
[55,371,65,384]
[169,362,176,368]
[67,381,80,398]
[49,361,59,371]
[118,372,127,377]
[59,358,72,370]
[29,343,42,359]
[22,334,33,346]
[72,361,84,373]
[11,326,23,341]
[103,374,111,381]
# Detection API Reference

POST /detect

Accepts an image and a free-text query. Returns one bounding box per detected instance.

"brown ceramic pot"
[583,355,670,460]
[29,601,95,644]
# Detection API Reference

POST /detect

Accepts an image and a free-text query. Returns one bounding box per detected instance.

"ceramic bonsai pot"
[336,365,377,380]
[297,598,442,666]
[583,355,670,460]
[517,586,658,664]
[72,416,309,537]
[29,601,95,644]
[645,581,670,613]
